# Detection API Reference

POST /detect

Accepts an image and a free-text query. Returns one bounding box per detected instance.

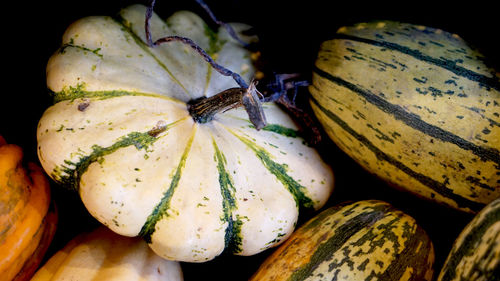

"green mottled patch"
[212,138,242,253]
[257,124,299,138]
[139,128,196,243]
[265,232,287,247]
[204,24,223,56]
[288,204,390,281]
[51,119,184,190]
[52,83,184,104]
[202,23,226,97]
[230,130,314,210]
[52,131,162,190]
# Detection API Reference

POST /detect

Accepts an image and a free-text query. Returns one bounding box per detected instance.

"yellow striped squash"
[31,227,183,281]
[250,200,434,281]
[437,197,500,280]
[310,21,500,213]
[36,4,334,262]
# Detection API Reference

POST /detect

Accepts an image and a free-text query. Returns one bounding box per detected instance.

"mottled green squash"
[310,20,500,213]
[37,4,334,262]
[437,197,500,281]
[250,200,434,281]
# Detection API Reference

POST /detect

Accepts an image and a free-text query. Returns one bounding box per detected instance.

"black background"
[2,0,499,280]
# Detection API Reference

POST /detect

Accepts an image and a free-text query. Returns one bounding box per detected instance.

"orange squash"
[0,135,58,281]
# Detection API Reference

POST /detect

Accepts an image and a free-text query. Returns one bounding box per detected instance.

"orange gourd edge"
[0,135,58,281]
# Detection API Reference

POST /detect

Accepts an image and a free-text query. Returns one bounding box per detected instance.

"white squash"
[31,227,183,281]
[37,4,334,262]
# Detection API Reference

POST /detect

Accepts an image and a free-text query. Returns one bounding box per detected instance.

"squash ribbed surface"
[37,4,333,262]
[310,21,499,213]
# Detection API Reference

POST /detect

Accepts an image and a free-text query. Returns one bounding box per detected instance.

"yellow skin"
[310,21,499,213]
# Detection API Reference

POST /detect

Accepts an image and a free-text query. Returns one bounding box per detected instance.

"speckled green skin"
[250,200,435,281]
[310,21,500,213]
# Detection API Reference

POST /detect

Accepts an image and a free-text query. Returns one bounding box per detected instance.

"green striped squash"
[310,21,500,213]
[36,4,334,262]
[250,200,434,281]
[437,197,500,281]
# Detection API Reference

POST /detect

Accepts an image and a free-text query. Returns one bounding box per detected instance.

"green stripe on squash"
[230,129,315,210]
[310,20,500,213]
[139,127,196,243]
[212,138,242,254]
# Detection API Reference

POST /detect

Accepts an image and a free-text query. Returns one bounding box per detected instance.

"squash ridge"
[139,126,197,243]
[211,138,242,254]
[113,17,190,98]
[228,129,315,210]
[52,125,179,190]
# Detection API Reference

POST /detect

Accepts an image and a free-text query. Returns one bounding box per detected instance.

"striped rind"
[310,20,500,213]
[437,197,500,281]
[37,5,334,262]
[250,200,434,281]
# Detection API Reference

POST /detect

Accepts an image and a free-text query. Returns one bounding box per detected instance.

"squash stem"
[187,82,266,131]
[188,88,245,124]
[145,0,268,129]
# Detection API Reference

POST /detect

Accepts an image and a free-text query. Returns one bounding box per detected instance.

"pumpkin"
[309,20,500,213]
[250,199,434,281]
[437,196,500,281]
[0,135,58,281]
[36,4,334,262]
[31,226,183,281]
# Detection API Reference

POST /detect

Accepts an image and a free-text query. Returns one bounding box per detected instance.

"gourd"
[0,135,58,281]
[437,197,500,281]
[250,199,434,281]
[309,20,500,213]
[30,226,183,281]
[36,4,334,262]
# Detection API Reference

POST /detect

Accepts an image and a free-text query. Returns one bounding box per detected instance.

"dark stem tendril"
[144,0,321,141]
[194,0,250,47]
[261,73,322,145]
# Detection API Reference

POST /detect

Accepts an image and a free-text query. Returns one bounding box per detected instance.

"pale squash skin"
[437,197,500,281]
[30,227,183,281]
[310,21,500,213]
[250,200,434,281]
[37,5,334,262]
[0,136,57,281]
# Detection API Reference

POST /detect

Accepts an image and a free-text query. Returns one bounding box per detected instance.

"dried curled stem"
[144,0,321,141]
[194,0,250,47]
[145,0,249,88]
[145,0,269,129]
